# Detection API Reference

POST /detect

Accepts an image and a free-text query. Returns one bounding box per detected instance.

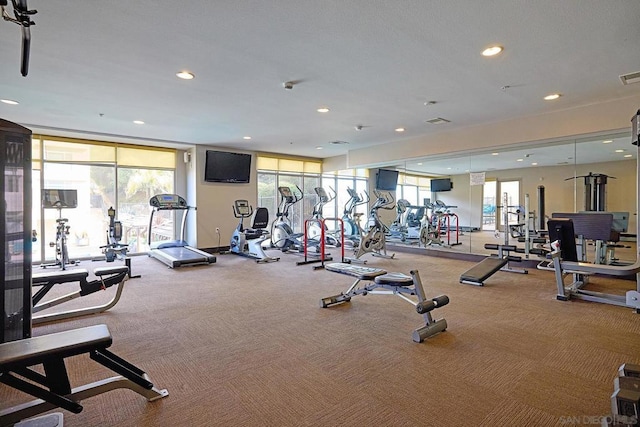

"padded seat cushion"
[374,272,413,286]
[94,266,129,277]
[32,269,89,285]
[0,325,112,371]
[325,263,387,280]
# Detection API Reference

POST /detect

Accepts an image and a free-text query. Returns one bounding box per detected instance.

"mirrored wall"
[391,131,637,264]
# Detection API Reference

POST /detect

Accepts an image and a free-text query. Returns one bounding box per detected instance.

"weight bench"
[320,263,449,343]
[459,244,527,286]
[31,266,129,324]
[0,324,168,426]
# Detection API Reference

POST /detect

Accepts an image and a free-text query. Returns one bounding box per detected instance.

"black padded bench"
[459,244,527,286]
[0,324,168,425]
[31,266,129,324]
[320,263,449,343]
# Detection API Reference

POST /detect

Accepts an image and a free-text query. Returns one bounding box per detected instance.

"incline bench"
[320,263,449,343]
[0,324,168,426]
[31,265,129,324]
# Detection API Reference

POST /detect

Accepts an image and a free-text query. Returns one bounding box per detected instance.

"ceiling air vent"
[329,140,349,145]
[620,71,640,85]
[425,117,450,125]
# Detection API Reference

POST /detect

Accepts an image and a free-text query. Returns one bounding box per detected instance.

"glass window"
[42,163,115,261]
[33,138,176,262]
[117,168,175,253]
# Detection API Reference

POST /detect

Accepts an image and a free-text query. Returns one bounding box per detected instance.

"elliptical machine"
[308,186,341,247]
[230,200,279,263]
[270,185,306,252]
[341,188,369,246]
[352,189,396,261]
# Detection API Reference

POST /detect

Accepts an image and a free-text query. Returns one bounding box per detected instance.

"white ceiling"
[1,1,640,166]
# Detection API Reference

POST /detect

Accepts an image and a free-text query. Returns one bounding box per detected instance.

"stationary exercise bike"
[270,185,306,253]
[41,189,78,270]
[353,189,396,260]
[230,200,279,263]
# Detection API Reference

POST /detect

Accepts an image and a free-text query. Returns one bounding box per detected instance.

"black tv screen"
[205,150,251,183]
[431,178,453,192]
[376,169,399,191]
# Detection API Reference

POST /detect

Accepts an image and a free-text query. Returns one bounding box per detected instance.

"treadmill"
[147,194,216,268]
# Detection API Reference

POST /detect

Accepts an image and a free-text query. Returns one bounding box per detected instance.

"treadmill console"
[149,194,188,209]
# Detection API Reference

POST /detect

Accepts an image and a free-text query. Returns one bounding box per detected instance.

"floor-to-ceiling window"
[32,136,176,263]
[257,156,322,236]
[321,170,369,224]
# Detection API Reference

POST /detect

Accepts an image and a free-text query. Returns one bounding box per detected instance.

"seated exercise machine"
[40,189,79,270]
[320,263,449,343]
[352,189,396,261]
[230,200,279,263]
[0,324,168,426]
[548,217,640,312]
[31,265,129,324]
[147,194,216,268]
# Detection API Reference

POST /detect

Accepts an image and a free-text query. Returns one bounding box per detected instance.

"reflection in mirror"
[386,132,636,265]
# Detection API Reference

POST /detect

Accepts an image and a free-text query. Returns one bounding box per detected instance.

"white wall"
[193,146,257,249]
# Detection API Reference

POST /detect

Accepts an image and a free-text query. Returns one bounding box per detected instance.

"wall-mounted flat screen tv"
[431,178,453,192]
[205,150,251,183]
[376,169,399,191]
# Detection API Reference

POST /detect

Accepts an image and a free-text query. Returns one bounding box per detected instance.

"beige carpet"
[2,248,639,426]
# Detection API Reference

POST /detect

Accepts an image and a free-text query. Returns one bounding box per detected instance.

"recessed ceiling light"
[532,162,538,166]
[517,158,524,162]
[1,99,19,105]
[602,140,613,144]
[482,45,503,57]
[395,127,405,132]
[615,149,625,153]
[243,136,251,140]
[624,154,633,158]
[316,146,323,150]
[447,167,452,170]
[176,71,195,80]
[133,120,145,125]
[417,162,423,166]
[492,152,499,156]
[544,93,561,101]
[317,107,330,113]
